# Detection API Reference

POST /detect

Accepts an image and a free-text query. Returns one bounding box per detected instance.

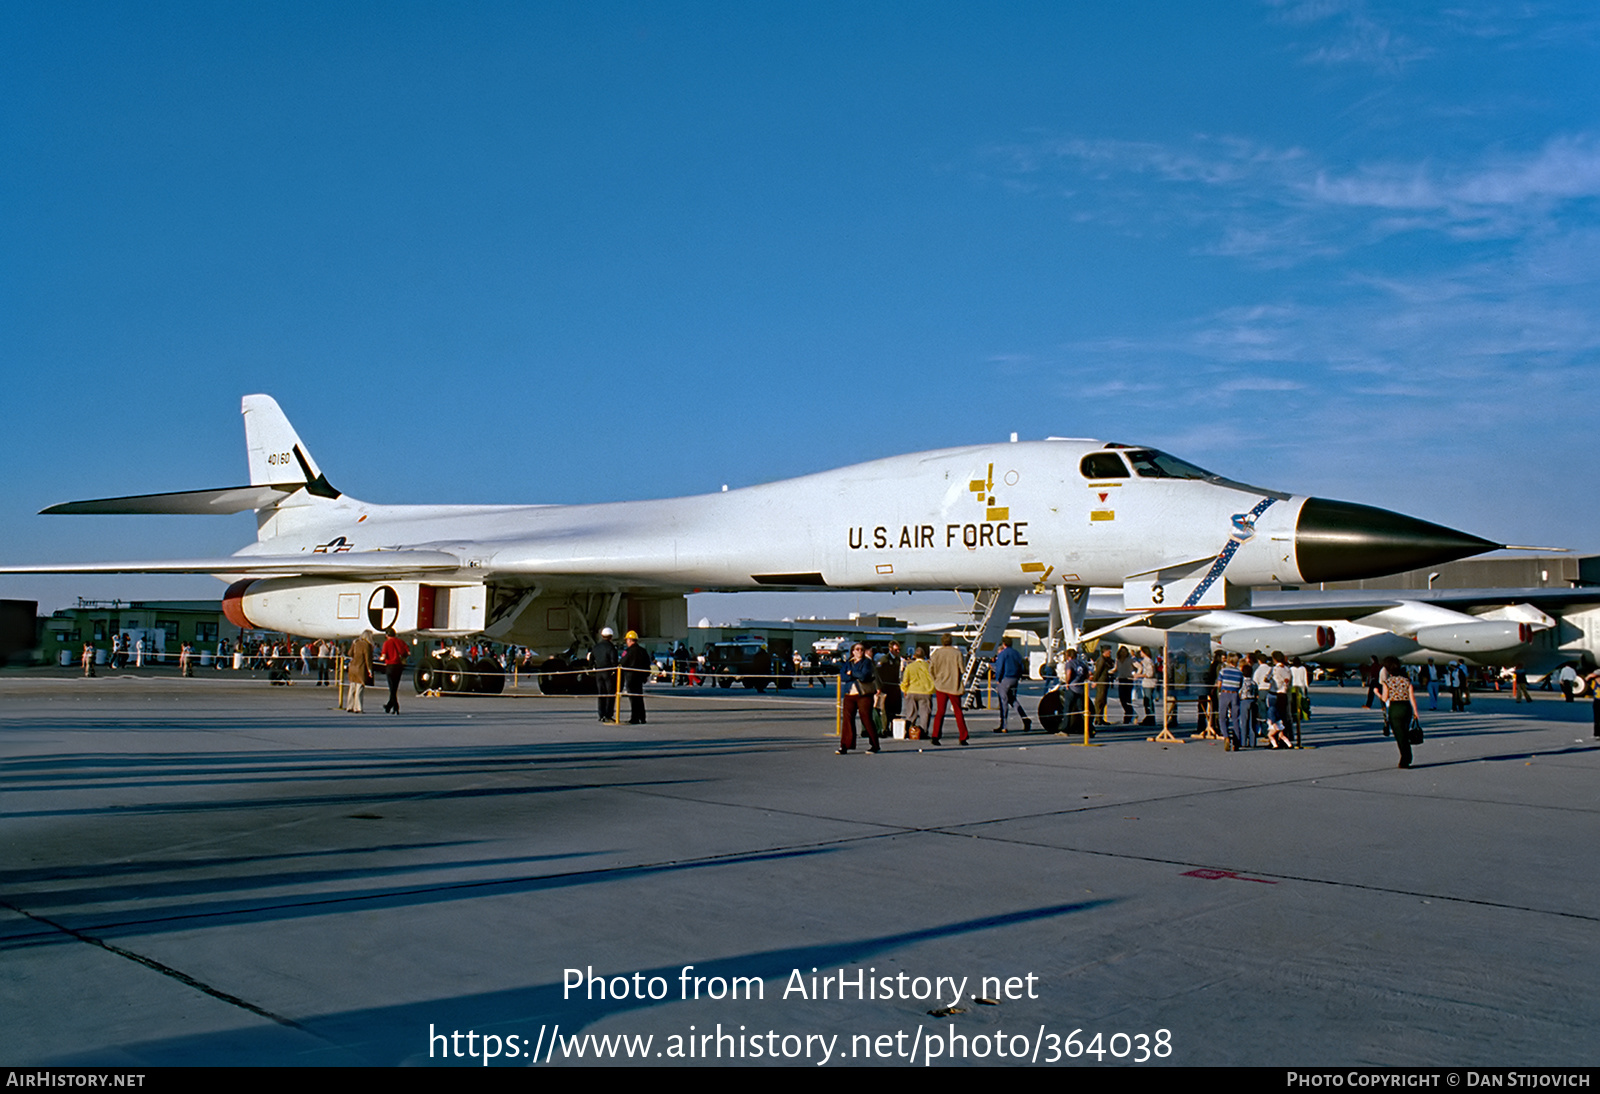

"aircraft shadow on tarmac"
[0,774,710,821]
[1257,703,1589,746]
[1388,742,1600,770]
[0,845,605,928]
[0,734,801,815]
[48,899,1116,1066]
[3,845,848,949]
[0,729,804,770]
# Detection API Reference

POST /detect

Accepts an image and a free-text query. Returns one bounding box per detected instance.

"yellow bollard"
[1083,676,1093,744]
[1072,654,1101,747]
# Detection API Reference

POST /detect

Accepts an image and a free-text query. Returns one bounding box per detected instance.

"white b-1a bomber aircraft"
[3,395,1499,655]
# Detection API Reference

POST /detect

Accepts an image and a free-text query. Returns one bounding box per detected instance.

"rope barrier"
[212,647,1331,749]
[98,647,1334,752]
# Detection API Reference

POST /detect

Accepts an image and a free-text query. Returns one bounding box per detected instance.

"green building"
[41,599,243,665]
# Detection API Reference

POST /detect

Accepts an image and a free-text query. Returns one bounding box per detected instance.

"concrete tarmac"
[2,672,1596,1067]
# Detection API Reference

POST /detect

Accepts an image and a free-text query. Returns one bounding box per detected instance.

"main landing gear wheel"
[538,657,570,695]
[434,656,469,693]
[1036,690,1064,734]
[414,655,438,693]
[474,658,505,695]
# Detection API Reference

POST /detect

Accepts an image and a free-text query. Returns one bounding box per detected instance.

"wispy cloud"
[985,131,1600,514]
[987,132,1600,263]
[1266,0,1434,72]
[1261,1,1600,72]
[969,4,1600,542]
[1307,135,1600,242]
[1046,254,1600,446]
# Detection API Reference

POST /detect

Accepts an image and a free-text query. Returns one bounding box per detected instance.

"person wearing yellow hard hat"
[619,629,651,724]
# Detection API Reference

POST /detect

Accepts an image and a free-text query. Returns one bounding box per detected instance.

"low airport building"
[36,599,244,666]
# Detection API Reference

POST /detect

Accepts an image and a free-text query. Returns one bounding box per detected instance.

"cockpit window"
[1099,442,1292,499]
[1080,452,1129,479]
[1122,449,1216,480]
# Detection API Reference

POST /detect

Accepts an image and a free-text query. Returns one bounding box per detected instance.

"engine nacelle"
[223,578,487,638]
[1217,624,1336,658]
[1411,620,1533,655]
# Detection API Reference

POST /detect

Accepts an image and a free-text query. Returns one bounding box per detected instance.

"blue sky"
[3,1,1597,615]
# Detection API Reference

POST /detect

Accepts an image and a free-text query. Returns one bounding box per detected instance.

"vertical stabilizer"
[241,395,340,498]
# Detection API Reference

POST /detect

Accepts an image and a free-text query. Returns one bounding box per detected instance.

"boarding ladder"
[960,587,1024,707]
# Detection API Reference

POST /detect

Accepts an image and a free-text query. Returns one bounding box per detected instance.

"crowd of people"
[834,636,971,753]
[1358,655,1478,712]
[823,637,1600,764]
[72,623,1600,753]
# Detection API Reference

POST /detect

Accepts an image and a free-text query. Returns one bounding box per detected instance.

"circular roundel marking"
[367,585,400,631]
[1004,469,1019,486]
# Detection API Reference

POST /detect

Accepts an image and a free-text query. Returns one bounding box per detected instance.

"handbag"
[1408,716,1424,745]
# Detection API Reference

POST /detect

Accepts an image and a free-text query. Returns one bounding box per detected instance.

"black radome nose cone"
[1296,498,1498,584]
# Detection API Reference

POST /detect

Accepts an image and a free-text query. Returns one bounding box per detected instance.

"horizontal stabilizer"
[41,485,298,516]
[0,550,461,577]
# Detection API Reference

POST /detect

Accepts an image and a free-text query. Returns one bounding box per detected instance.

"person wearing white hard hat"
[592,627,619,723]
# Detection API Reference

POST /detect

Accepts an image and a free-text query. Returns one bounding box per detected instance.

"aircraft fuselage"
[5,397,1499,645]
[240,441,1330,594]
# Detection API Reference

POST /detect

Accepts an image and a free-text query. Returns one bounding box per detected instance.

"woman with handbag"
[1382,656,1421,768]
[837,643,880,754]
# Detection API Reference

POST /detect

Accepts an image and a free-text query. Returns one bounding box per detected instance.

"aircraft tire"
[441,656,471,694]
[414,655,438,693]
[718,676,733,689]
[537,657,568,695]
[474,659,505,695]
[1036,689,1064,733]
